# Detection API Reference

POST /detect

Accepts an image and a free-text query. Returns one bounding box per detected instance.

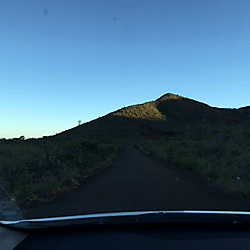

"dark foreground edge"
[1,210,250,231]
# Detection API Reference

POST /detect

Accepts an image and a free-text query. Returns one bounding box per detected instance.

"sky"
[1,0,250,139]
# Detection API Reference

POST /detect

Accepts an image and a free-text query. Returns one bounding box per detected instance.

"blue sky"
[1,0,250,139]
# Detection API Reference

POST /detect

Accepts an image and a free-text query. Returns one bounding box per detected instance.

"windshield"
[1,0,250,227]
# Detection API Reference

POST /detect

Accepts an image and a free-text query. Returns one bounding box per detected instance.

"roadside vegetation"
[0,137,119,210]
[137,122,250,200]
[1,93,250,212]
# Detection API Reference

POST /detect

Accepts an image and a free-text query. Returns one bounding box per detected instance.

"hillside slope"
[49,93,249,143]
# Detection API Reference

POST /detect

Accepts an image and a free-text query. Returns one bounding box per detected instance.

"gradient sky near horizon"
[1,0,250,139]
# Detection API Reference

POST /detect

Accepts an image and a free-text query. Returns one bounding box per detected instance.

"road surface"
[23,148,250,219]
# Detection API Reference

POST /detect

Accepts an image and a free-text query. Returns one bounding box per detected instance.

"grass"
[137,122,250,199]
[1,93,250,211]
[0,138,120,210]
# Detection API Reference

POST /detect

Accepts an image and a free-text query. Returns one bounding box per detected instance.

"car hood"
[1,210,250,230]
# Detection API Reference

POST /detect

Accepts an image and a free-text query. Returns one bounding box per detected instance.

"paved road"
[23,148,250,219]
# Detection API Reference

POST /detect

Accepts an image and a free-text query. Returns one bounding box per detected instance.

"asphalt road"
[23,148,250,219]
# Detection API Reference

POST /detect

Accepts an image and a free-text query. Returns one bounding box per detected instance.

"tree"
[78,120,81,126]
[19,135,25,140]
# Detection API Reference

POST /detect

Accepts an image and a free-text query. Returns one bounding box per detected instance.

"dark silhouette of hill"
[47,93,250,143]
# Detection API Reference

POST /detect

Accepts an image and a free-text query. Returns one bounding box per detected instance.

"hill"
[47,93,250,143]
[1,93,250,211]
